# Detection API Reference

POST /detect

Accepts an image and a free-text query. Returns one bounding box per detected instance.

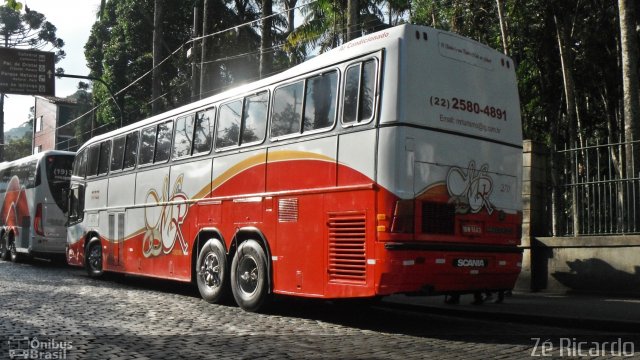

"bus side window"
[86,144,101,177]
[24,160,38,188]
[173,114,195,159]
[77,149,87,178]
[343,59,377,124]
[304,71,338,131]
[241,91,268,144]
[216,100,242,148]
[154,120,173,163]
[68,185,85,224]
[271,81,303,138]
[0,169,6,193]
[360,60,377,121]
[139,125,157,165]
[193,107,215,155]
[123,131,139,170]
[111,136,126,172]
[98,140,112,176]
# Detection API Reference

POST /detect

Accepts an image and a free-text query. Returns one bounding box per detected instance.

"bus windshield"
[45,155,74,212]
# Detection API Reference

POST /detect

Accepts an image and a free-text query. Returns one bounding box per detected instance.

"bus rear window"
[343,59,377,124]
[45,155,74,213]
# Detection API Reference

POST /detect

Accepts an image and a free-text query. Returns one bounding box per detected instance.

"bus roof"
[80,24,514,151]
[0,150,75,171]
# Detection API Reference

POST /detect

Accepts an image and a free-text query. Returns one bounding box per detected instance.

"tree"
[152,0,164,115]
[85,0,192,130]
[0,0,65,161]
[3,132,31,161]
[618,0,640,178]
[347,0,359,41]
[260,0,273,78]
[286,0,388,58]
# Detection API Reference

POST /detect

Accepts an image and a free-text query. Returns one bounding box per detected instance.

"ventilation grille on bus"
[278,198,298,223]
[328,212,367,283]
[421,201,456,234]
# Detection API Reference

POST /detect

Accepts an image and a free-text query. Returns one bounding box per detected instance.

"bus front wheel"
[0,232,8,261]
[85,239,103,278]
[196,238,229,304]
[230,240,270,312]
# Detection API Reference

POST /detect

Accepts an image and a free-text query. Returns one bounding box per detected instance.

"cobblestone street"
[0,260,633,359]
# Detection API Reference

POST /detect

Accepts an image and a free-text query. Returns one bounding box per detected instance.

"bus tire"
[8,233,21,263]
[0,232,8,261]
[196,238,229,304]
[230,239,270,312]
[85,239,103,278]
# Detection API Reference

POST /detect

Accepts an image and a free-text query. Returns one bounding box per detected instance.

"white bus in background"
[0,151,75,262]
[67,24,523,312]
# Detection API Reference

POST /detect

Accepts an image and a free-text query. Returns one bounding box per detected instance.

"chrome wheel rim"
[200,252,221,288]
[237,255,259,296]
[88,244,101,271]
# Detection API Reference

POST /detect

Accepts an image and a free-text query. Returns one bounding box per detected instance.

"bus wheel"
[8,233,21,263]
[0,232,8,261]
[196,238,228,303]
[85,239,103,278]
[231,240,270,312]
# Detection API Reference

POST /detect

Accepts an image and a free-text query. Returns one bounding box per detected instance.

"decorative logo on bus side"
[1,176,29,238]
[142,174,189,258]
[446,161,494,214]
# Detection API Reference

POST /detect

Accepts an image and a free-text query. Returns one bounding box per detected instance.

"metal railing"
[557,139,640,235]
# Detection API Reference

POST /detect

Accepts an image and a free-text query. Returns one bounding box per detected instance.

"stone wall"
[518,140,640,296]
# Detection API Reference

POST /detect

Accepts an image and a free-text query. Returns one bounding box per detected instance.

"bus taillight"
[34,203,44,236]
[390,200,414,233]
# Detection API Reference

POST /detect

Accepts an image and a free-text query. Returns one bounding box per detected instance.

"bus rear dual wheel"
[0,232,8,261]
[196,238,270,312]
[196,238,229,304]
[230,240,270,312]
[2,232,21,263]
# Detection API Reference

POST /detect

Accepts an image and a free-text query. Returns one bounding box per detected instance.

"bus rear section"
[373,27,523,296]
[36,154,74,256]
[0,151,74,261]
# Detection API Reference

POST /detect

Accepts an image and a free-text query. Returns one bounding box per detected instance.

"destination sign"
[0,48,55,96]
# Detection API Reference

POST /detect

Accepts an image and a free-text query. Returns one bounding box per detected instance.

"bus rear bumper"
[375,242,522,296]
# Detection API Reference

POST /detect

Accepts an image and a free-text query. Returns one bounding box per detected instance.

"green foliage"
[79,0,630,152]
[0,4,64,58]
[4,133,31,161]
[85,0,192,129]
[411,0,626,147]
[0,2,64,160]
[3,0,21,11]
[285,0,403,58]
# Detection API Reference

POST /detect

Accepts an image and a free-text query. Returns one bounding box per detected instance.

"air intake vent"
[328,212,366,283]
[422,201,455,234]
[278,198,298,223]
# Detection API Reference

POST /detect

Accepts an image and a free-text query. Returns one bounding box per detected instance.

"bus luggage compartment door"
[20,216,30,249]
[107,212,125,267]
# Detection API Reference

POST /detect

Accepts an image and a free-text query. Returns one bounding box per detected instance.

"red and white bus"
[67,24,522,311]
[0,151,75,262]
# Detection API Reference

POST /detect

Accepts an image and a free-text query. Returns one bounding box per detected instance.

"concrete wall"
[516,140,549,291]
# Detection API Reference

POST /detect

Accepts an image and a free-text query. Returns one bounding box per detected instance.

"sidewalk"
[383,292,640,333]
